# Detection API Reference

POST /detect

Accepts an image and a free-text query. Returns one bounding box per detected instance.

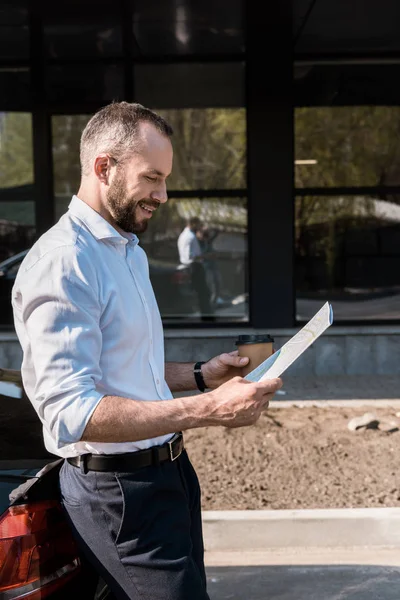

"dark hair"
[80,102,173,175]
[188,217,202,228]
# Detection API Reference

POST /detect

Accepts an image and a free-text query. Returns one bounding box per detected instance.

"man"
[178,216,213,318]
[12,102,281,600]
[196,226,223,306]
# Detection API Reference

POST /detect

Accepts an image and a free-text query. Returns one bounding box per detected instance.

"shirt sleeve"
[188,235,202,261]
[14,245,105,450]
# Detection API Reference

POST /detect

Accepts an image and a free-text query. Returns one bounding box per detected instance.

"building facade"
[2,0,400,374]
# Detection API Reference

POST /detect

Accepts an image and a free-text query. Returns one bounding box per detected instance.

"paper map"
[244,302,333,382]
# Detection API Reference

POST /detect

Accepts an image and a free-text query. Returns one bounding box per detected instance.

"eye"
[146,176,157,183]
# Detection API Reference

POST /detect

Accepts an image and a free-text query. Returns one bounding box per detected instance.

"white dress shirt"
[12,195,174,458]
[177,226,202,265]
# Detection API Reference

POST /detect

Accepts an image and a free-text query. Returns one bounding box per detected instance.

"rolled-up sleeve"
[14,245,104,449]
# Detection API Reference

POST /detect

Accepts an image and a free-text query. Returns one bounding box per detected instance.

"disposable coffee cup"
[235,334,274,377]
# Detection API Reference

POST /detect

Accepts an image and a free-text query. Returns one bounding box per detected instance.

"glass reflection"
[0,112,35,260]
[0,112,35,326]
[140,198,248,322]
[52,113,248,323]
[296,195,400,321]
[156,108,246,189]
[52,115,90,220]
[133,0,244,56]
[295,107,400,188]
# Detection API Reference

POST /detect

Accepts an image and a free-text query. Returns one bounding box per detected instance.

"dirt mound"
[185,406,400,510]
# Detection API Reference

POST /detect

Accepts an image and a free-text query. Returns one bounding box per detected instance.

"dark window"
[42,0,123,59]
[46,65,124,106]
[295,64,400,108]
[294,0,400,57]
[135,62,245,109]
[295,194,400,321]
[133,0,244,56]
[0,1,29,60]
[295,100,400,323]
[0,68,31,111]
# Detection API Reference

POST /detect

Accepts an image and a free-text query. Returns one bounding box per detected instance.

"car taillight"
[172,270,189,284]
[0,500,80,599]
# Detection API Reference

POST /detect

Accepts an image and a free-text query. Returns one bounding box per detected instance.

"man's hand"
[201,351,250,389]
[202,376,282,428]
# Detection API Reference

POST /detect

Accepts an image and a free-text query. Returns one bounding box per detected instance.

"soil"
[2,395,400,510]
[185,406,400,510]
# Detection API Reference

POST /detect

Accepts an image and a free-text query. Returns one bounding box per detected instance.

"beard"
[106,168,156,234]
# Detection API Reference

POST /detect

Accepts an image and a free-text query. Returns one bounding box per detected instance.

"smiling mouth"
[138,202,157,216]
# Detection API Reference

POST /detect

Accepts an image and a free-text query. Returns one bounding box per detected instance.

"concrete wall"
[164,326,400,376]
[3,326,400,376]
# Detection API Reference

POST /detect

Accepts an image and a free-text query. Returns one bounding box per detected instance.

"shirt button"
[150,339,153,345]
[156,379,160,385]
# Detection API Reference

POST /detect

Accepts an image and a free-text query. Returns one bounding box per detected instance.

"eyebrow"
[145,168,167,178]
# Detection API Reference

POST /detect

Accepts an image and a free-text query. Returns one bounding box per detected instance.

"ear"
[94,154,111,184]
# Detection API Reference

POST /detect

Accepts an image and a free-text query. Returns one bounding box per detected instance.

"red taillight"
[0,500,81,599]
[172,270,189,284]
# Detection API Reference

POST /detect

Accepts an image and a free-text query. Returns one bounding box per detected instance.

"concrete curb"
[269,399,400,408]
[202,508,400,551]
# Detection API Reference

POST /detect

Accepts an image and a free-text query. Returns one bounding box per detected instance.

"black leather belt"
[67,432,184,474]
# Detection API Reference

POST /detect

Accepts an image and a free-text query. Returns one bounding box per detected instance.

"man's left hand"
[201,351,249,389]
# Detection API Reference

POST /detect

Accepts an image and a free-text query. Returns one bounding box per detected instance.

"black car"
[0,250,195,327]
[0,378,113,599]
[0,461,103,599]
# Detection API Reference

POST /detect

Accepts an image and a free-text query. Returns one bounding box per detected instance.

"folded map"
[244,302,333,382]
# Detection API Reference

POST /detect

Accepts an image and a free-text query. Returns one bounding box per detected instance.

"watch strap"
[194,361,206,392]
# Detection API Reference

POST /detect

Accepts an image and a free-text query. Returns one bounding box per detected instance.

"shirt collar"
[68,195,139,246]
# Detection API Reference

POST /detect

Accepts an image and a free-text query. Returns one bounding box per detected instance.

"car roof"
[0,250,28,270]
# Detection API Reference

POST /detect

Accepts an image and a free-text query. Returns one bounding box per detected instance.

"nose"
[151,181,168,204]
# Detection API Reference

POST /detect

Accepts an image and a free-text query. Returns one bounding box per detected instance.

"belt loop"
[151,446,160,467]
[80,454,89,475]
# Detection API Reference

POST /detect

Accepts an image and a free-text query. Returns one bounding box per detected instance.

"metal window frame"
[296,186,400,197]
[246,0,294,328]
[29,0,54,236]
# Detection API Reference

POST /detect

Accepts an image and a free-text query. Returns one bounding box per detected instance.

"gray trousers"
[59,450,210,600]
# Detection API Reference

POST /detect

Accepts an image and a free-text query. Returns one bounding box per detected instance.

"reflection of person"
[12,102,282,600]
[177,217,213,317]
[196,226,223,305]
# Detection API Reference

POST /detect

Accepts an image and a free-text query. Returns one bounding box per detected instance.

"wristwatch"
[194,361,206,392]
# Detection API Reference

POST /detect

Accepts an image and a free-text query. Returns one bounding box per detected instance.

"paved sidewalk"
[278,375,400,401]
[206,562,400,600]
[177,375,400,402]
[206,547,400,599]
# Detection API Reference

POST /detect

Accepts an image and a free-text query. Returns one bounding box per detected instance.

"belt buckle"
[168,433,183,462]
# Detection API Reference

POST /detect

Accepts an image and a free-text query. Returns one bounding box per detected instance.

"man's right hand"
[82,375,282,444]
[202,376,282,428]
